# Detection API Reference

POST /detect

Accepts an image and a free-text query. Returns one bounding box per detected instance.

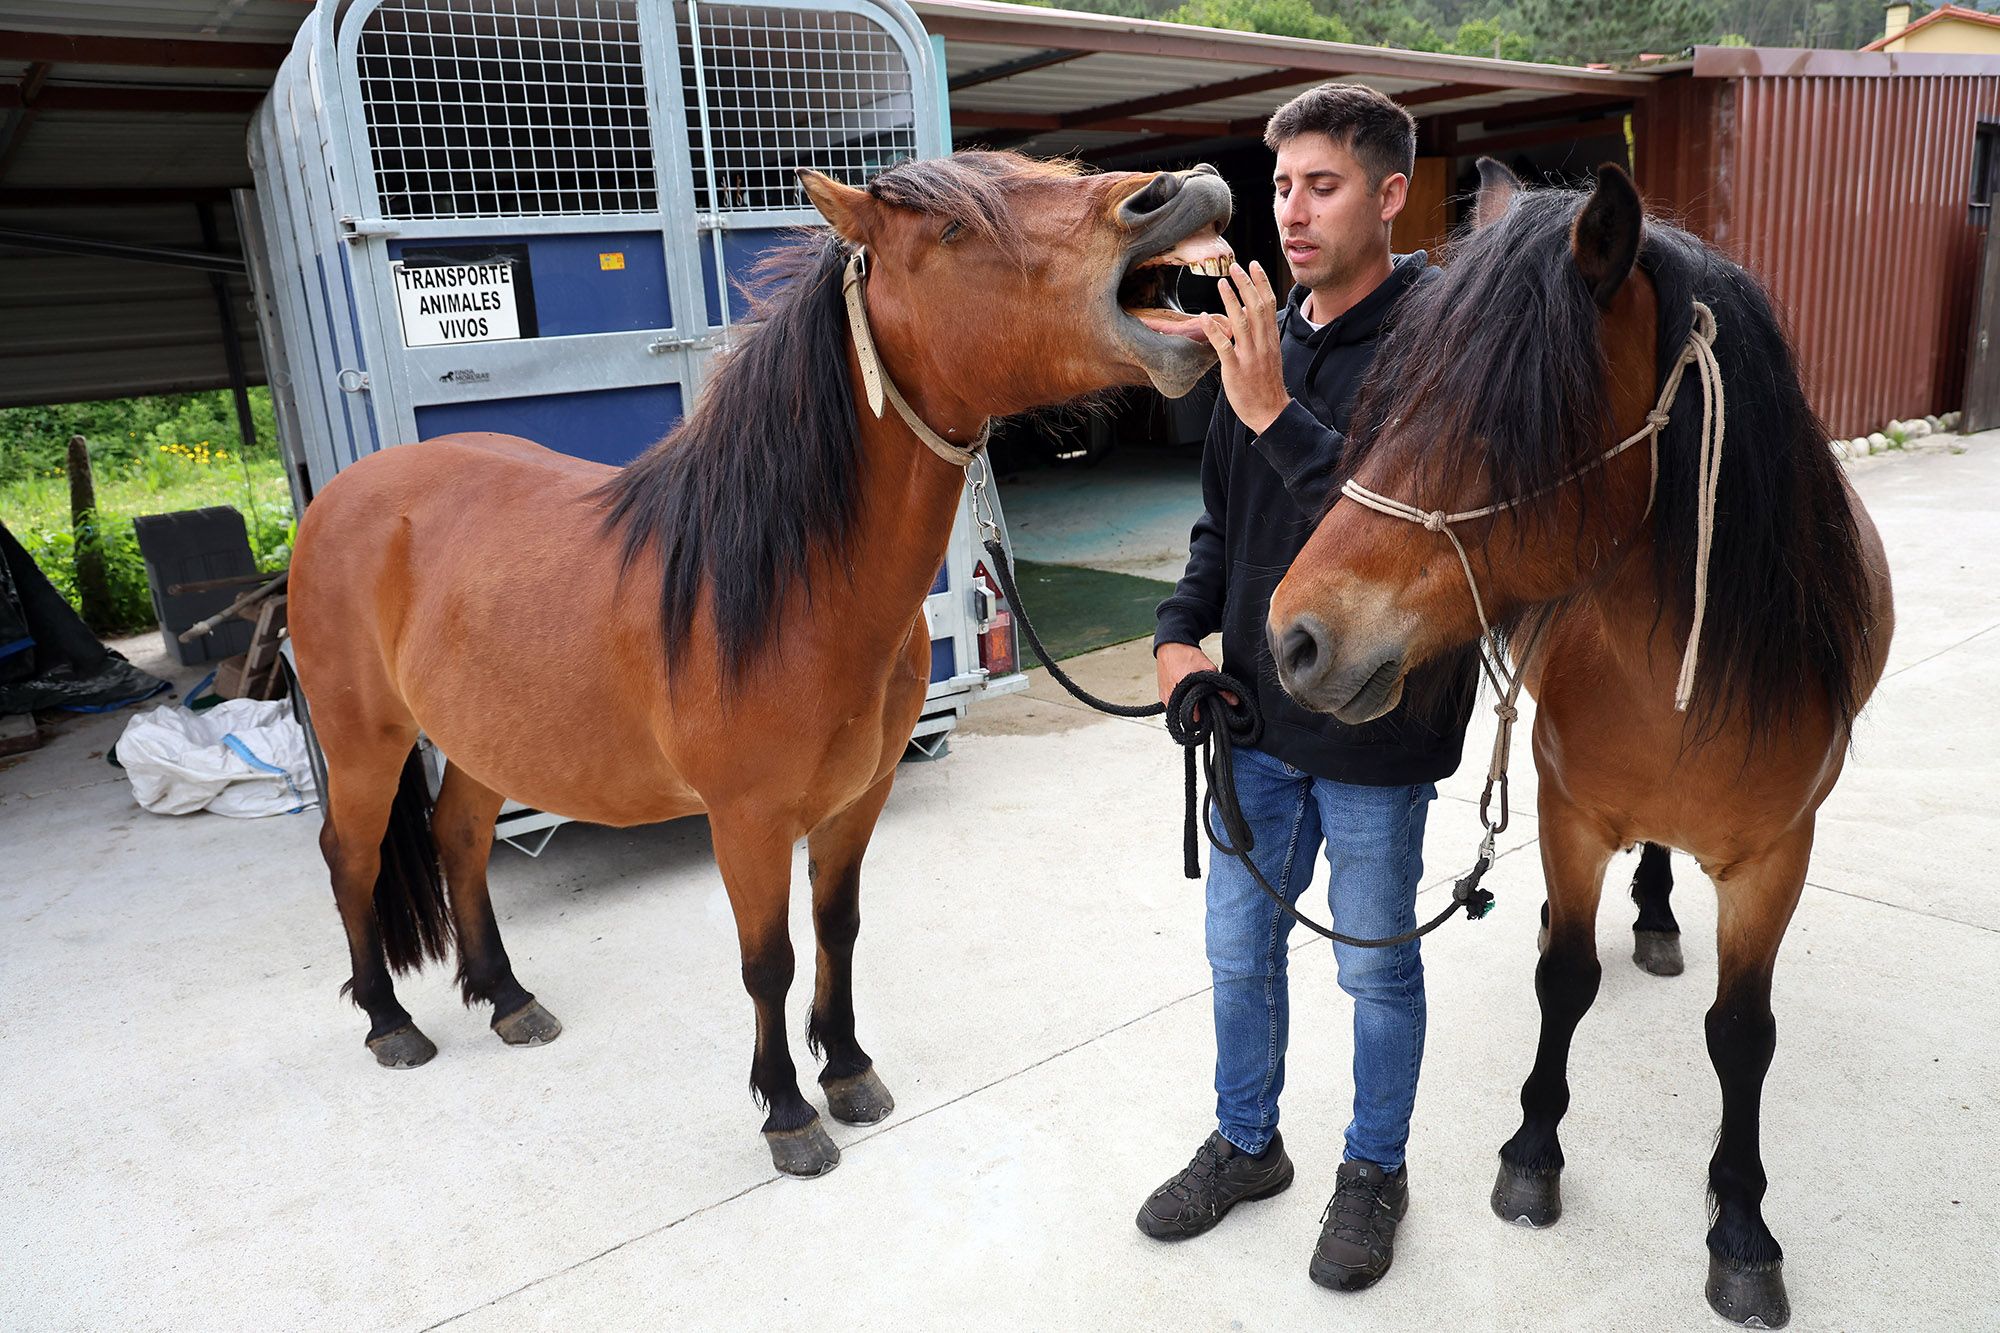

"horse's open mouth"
[1117,225,1234,343]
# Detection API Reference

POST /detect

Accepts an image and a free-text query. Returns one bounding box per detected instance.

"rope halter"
[1335,301,1723,860]
[1339,300,1723,714]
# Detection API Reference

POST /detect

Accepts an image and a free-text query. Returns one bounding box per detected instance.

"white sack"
[115,698,318,818]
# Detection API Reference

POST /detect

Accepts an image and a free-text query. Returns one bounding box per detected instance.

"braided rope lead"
[980,537,1492,948]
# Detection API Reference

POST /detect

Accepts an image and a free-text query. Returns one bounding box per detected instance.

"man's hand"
[1202,261,1290,436]
[1157,641,1237,718]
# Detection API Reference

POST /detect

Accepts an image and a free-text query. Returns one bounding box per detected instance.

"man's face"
[1272,132,1407,291]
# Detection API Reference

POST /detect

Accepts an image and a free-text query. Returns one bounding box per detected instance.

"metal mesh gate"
[676,2,919,213]
[355,0,659,220]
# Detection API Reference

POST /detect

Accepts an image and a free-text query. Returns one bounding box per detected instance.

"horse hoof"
[1491,1160,1562,1228]
[823,1067,895,1125]
[492,999,563,1047]
[1633,931,1685,976]
[367,1024,437,1069]
[766,1118,841,1177]
[1707,1255,1790,1328]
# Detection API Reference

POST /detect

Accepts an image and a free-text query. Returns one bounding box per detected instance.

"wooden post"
[65,434,113,631]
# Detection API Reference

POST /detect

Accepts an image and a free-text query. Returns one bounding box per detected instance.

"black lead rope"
[981,537,1495,948]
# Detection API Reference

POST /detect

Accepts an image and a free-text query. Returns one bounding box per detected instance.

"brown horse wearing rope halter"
[287,152,1234,1176]
[1266,161,1891,1327]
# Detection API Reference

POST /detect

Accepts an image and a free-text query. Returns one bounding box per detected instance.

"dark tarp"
[0,521,168,714]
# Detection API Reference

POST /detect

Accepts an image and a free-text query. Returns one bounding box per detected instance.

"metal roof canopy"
[0,0,1661,411]
[0,2,307,412]
[921,0,1650,165]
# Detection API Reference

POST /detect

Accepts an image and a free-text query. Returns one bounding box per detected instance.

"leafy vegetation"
[1014,0,1940,64]
[0,389,292,633]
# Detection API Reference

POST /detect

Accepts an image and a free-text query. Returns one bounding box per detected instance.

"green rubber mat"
[1007,559,1177,662]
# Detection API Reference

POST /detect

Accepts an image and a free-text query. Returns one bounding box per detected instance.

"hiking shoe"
[1309,1159,1410,1291]
[1136,1129,1295,1241]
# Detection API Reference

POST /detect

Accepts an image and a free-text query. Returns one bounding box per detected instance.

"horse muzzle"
[1272,613,1407,724]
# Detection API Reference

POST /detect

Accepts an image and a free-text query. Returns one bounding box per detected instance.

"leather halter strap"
[840,249,991,468]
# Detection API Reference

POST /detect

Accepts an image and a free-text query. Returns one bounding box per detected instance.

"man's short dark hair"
[1263,83,1416,191]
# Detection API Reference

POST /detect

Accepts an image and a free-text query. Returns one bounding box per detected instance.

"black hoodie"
[1154,252,1474,787]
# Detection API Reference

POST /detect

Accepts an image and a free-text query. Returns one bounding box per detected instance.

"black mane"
[596,153,1069,678]
[1344,190,1874,738]
[596,228,858,678]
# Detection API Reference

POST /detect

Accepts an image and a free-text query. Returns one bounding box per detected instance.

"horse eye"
[940,221,965,244]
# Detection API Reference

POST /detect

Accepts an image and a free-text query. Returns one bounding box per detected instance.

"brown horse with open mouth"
[1267,160,1892,1327]
[287,152,1233,1177]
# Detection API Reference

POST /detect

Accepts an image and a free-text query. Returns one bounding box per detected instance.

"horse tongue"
[1138,311,1209,342]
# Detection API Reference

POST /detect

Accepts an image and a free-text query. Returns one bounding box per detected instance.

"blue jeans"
[1206,745,1434,1170]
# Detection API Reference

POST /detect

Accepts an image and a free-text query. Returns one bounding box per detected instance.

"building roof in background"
[1863,4,2000,53]
[916,0,1648,162]
[10,0,1976,410]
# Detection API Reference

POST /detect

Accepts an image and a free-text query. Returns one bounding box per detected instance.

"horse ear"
[1571,163,1643,308]
[798,170,876,245]
[1472,157,1519,229]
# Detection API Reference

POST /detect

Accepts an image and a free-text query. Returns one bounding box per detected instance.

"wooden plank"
[1966,214,2000,433]
[1391,156,1449,257]
[0,30,290,70]
[169,571,272,597]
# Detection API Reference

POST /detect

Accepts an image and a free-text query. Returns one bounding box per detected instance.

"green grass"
[1,448,293,634]
[1008,559,1177,662]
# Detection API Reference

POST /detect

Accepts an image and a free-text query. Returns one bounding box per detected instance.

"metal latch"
[338,216,399,241]
[336,368,371,393]
[648,333,727,355]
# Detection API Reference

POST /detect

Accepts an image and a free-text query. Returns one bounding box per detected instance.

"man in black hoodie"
[1135,84,1475,1292]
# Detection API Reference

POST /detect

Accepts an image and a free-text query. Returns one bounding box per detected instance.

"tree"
[1164,0,1355,40]
[1337,0,1446,49]
[1450,15,1536,58]
[1516,0,1717,63]
[1018,0,1164,18]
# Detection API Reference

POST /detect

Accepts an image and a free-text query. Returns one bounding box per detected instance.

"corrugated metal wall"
[1640,70,2000,439]
[0,207,264,408]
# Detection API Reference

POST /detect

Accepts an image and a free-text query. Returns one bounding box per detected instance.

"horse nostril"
[1119,172,1182,222]
[1280,623,1322,681]
[1187,163,1218,178]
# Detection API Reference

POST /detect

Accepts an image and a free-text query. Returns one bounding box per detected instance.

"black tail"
[373,747,454,974]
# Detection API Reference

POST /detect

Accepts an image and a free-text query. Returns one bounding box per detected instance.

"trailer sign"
[391,261,522,347]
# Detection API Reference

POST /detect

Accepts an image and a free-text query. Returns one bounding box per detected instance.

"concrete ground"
[4,435,1996,1331]
[998,446,1203,583]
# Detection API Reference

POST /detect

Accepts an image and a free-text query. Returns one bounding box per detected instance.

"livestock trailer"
[239,0,1026,849]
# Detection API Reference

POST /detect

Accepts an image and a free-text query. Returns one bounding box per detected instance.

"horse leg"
[1701,831,1809,1329]
[1630,841,1684,976]
[432,765,560,1047]
[807,772,896,1126]
[319,731,441,1069]
[710,807,838,1177]
[1494,798,1615,1227]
